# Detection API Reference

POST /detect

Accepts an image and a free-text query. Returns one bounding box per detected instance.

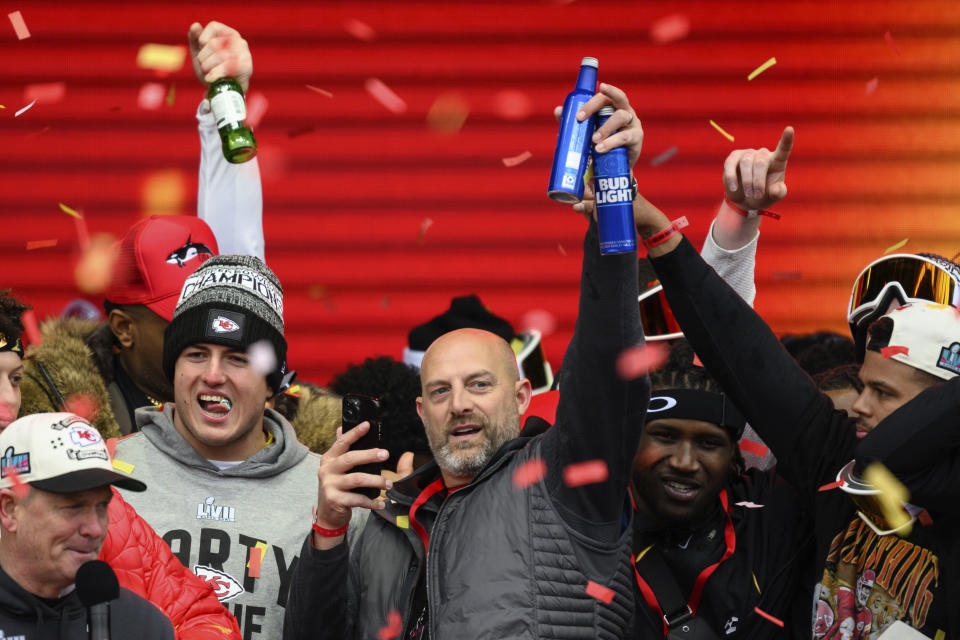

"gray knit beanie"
[162,254,287,391]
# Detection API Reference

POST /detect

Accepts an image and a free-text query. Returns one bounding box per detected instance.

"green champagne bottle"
[207,77,257,163]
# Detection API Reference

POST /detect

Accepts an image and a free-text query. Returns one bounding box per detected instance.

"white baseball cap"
[878,302,960,381]
[0,413,146,493]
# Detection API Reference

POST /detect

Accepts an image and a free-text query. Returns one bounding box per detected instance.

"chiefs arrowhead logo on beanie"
[162,255,287,391]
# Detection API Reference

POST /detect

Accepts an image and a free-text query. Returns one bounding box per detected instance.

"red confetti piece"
[884,31,901,56]
[520,309,557,337]
[306,85,333,98]
[735,501,764,509]
[20,310,41,347]
[3,466,30,499]
[772,272,802,280]
[557,243,567,256]
[26,239,57,250]
[138,83,166,111]
[380,294,391,310]
[512,458,547,489]
[246,91,268,128]
[62,393,100,421]
[248,547,262,578]
[585,580,615,604]
[739,439,769,458]
[753,606,784,628]
[563,460,609,487]
[616,343,669,380]
[502,151,532,167]
[818,479,844,492]
[493,89,533,121]
[344,18,377,41]
[417,218,434,245]
[865,77,879,95]
[376,610,402,640]
[24,82,66,106]
[881,346,909,359]
[650,13,690,44]
[365,78,407,114]
[918,509,933,527]
[8,11,29,40]
[692,354,704,368]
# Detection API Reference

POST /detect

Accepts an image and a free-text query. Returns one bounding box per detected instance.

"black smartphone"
[341,393,383,499]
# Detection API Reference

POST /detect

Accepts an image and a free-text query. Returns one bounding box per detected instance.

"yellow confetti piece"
[863,462,912,536]
[582,162,594,189]
[112,459,135,474]
[246,541,269,569]
[752,573,761,594]
[396,515,409,529]
[635,544,654,562]
[935,631,946,640]
[709,120,734,142]
[136,43,187,72]
[747,57,777,81]
[884,238,908,254]
[59,202,82,219]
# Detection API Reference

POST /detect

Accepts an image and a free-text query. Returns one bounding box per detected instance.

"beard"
[425,407,520,479]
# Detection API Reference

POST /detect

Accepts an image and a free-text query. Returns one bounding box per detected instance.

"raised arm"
[541,83,649,542]
[190,21,265,259]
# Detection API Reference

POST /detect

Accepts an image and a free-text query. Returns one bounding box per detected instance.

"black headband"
[0,333,22,357]
[645,388,747,439]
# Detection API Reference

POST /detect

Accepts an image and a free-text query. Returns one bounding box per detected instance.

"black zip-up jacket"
[0,565,174,639]
[283,221,649,640]
[650,237,955,638]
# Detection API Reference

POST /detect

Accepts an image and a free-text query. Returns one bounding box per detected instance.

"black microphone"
[76,560,119,640]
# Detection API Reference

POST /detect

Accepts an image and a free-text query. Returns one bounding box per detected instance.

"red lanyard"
[632,489,737,637]
[408,478,447,554]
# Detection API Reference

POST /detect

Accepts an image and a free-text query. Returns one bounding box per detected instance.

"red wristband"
[643,216,689,248]
[724,197,781,220]
[312,521,348,538]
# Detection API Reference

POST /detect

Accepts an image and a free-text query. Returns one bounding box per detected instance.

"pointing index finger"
[773,126,795,162]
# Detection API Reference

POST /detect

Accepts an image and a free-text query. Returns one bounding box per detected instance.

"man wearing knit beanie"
[113,255,365,640]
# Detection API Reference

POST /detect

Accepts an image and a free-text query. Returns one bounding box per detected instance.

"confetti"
[493,89,533,120]
[287,126,316,138]
[306,85,333,98]
[395,515,409,529]
[772,272,802,280]
[3,466,30,499]
[246,91,268,128]
[248,341,277,376]
[520,309,557,337]
[24,82,66,106]
[616,343,669,380]
[884,238,908,254]
[884,31,901,56]
[585,580,615,604]
[165,83,175,107]
[138,83,166,110]
[650,13,690,44]
[918,509,933,527]
[7,11,29,40]
[20,310,41,346]
[59,202,82,219]
[512,458,547,489]
[380,294,391,309]
[735,501,765,509]
[74,233,117,295]
[426,92,469,134]
[15,99,37,118]
[136,44,187,72]
[709,120,734,142]
[247,543,268,578]
[865,77,879,95]
[62,393,100,421]
[417,218,434,245]
[308,284,328,300]
[881,345,909,359]
[557,244,567,256]
[26,239,57,250]
[563,460,609,487]
[365,78,407,114]
[818,479,844,492]
[739,439,769,458]
[112,459,135,475]
[344,18,377,42]
[863,462,912,535]
[376,610,403,640]
[692,354,704,368]
[753,606,784,627]
[650,146,678,167]
[141,169,187,217]
[747,57,777,81]
[502,151,533,167]
[284,384,302,398]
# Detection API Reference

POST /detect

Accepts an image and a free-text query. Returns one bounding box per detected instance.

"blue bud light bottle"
[592,106,636,254]
[548,57,599,203]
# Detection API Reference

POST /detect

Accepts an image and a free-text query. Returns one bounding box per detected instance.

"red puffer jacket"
[100,488,242,639]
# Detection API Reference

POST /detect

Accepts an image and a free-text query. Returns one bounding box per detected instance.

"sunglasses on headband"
[638,284,682,341]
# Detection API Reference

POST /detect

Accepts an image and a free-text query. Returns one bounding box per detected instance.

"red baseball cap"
[104,216,219,322]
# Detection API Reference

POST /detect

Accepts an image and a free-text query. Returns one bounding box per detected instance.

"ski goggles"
[836,460,916,537]
[511,330,554,394]
[847,253,960,329]
[638,284,682,341]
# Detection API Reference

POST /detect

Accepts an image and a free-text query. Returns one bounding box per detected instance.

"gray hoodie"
[115,405,354,640]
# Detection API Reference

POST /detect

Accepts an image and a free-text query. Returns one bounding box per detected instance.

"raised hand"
[188,21,253,93]
[723,127,794,211]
